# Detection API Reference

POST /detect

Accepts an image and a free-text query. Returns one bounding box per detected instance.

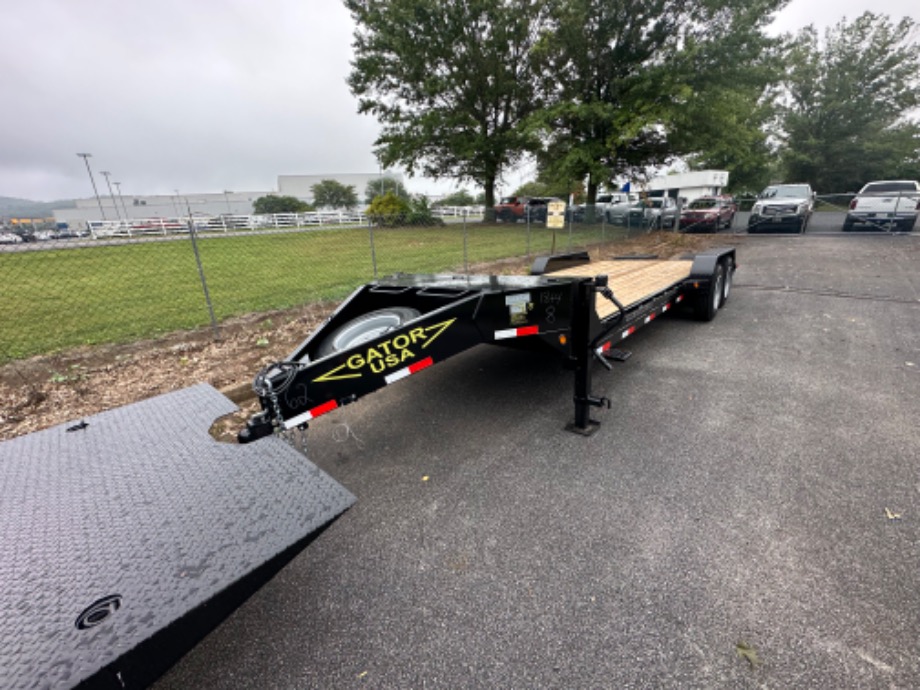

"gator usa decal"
[313,319,455,382]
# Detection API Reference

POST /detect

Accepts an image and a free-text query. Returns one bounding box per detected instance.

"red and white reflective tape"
[494,325,539,340]
[596,340,612,356]
[384,356,434,384]
[607,294,685,344]
[283,399,338,429]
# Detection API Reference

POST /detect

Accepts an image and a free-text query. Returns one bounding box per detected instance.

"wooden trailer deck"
[549,259,694,320]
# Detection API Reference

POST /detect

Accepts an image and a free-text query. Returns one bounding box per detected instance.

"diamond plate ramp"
[0,383,355,690]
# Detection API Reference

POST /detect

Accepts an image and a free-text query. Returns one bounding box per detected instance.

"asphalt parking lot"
[155,234,920,689]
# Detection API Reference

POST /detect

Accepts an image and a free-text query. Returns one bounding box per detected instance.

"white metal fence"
[85,206,487,238]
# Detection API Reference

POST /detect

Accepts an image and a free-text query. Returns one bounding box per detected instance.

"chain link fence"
[4,189,916,367]
[0,207,657,366]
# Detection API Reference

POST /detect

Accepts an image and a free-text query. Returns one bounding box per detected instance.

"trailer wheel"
[695,263,725,321]
[317,307,421,357]
[721,257,733,304]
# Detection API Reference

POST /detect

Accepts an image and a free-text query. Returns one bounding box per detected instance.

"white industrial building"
[53,191,268,229]
[52,172,404,228]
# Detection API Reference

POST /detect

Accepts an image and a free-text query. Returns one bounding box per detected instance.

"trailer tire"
[695,263,725,321]
[317,307,421,357]
[721,257,733,305]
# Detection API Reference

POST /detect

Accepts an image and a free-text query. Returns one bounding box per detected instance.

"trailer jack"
[567,394,611,437]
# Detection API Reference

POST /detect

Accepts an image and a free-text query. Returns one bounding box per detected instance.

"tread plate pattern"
[0,383,355,689]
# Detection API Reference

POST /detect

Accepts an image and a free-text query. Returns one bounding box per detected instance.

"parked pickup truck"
[843,180,920,232]
[748,183,814,233]
[494,196,560,223]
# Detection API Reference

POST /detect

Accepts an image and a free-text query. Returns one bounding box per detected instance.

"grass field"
[0,222,625,363]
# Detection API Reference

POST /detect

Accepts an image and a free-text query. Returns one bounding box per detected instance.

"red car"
[679,196,736,233]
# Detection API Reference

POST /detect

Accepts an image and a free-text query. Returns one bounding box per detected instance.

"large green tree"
[311,180,359,209]
[779,13,920,192]
[345,0,551,217]
[532,0,786,202]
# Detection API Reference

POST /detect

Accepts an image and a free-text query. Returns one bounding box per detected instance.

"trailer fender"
[531,251,592,276]
[688,247,736,281]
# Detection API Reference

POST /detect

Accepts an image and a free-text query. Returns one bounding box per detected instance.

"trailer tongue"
[240,248,736,442]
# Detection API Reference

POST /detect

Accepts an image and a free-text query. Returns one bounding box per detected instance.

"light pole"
[76,153,106,221]
[99,171,121,222]
[113,181,130,221]
[223,190,233,215]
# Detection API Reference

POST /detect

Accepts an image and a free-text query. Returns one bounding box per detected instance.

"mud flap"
[0,383,355,690]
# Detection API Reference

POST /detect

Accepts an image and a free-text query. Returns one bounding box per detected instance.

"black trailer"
[0,246,735,690]
[240,247,736,442]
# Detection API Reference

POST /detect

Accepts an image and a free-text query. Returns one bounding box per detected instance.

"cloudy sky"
[2,0,918,202]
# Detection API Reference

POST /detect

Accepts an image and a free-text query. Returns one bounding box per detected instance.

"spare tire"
[316,307,421,358]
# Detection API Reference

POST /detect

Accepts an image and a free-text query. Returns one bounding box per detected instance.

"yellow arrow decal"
[421,318,455,348]
[313,362,362,383]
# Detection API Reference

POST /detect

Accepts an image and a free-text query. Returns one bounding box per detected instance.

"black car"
[11,228,37,242]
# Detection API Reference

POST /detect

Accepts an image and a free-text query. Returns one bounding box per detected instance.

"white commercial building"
[53,191,268,229]
[52,172,408,228]
[646,170,730,202]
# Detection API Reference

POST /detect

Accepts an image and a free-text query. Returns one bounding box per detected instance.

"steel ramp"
[0,383,355,690]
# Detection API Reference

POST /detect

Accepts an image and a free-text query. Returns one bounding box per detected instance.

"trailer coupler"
[238,411,275,444]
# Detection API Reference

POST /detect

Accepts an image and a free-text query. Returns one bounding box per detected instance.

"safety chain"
[262,377,283,433]
[252,361,308,433]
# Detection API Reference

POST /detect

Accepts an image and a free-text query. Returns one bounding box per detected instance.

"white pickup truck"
[844,180,920,232]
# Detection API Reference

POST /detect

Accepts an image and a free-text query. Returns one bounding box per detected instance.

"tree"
[433,189,476,207]
[366,191,443,226]
[346,0,552,217]
[311,180,358,209]
[366,191,411,226]
[779,13,920,192]
[514,170,582,200]
[680,93,779,194]
[365,176,409,203]
[531,0,786,203]
[252,195,312,214]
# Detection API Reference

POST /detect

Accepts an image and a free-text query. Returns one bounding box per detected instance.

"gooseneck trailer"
[240,247,736,442]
